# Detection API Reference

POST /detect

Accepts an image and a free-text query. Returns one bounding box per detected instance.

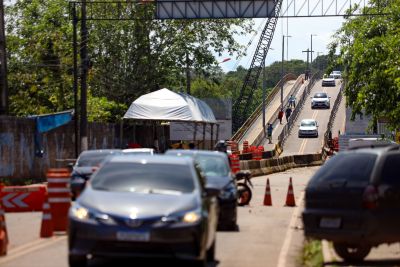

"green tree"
[329,0,400,128]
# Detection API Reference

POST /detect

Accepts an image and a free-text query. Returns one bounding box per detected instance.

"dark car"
[68,155,219,267]
[70,149,121,200]
[165,149,238,231]
[302,145,400,262]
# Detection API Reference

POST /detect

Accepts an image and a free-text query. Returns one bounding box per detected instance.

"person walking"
[267,123,273,144]
[289,95,296,108]
[285,106,292,122]
[278,109,284,124]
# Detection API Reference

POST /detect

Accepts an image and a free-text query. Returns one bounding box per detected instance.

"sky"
[217,16,345,72]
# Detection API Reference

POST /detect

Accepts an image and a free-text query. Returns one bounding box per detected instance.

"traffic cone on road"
[285,177,296,207]
[0,200,8,256]
[263,178,272,206]
[40,195,54,238]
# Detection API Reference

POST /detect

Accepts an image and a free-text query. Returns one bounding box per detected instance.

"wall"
[0,116,119,183]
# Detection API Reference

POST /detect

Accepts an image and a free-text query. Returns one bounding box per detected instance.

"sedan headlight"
[183,211,201,223]
[70,203,117,225]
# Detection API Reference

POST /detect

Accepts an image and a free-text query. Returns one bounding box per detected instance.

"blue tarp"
[29,110,74,157]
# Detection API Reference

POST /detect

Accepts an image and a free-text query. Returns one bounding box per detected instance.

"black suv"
[302,144,400,262]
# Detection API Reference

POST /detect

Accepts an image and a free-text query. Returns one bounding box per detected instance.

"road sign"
[0,185,46,212]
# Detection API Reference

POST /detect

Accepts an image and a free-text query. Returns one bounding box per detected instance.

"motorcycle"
[235,170,253,206]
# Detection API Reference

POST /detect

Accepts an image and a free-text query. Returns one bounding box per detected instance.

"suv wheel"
[69,255,87,267]
[207,240,216,261]
[333,243,371,263]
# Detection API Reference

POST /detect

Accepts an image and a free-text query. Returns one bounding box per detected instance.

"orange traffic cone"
[285,177,296,207]
[263,178,272,206]
[0,200,8,256]
[40,195,54,238]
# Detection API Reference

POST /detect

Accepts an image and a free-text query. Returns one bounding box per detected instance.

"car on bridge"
[298,119,319,138]
[330,70,342,79]
[68,155,219,267]
[311,92,331,109]
[303,144,400,263]
[322,75,336,87]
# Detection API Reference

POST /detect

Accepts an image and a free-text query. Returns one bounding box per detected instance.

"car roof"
[300,119,317,123]
[165,149,226,158]
[122,148,154,153]
[341,144,399,155]
[107,154,194,165]
[314,92,327,96]
[80,149,121,155]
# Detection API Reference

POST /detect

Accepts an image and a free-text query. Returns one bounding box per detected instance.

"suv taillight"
[363,185,379,209]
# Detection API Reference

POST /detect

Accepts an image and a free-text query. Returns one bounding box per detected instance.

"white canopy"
[123,88,217,123]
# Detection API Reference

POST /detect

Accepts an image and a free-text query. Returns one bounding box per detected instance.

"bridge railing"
[277,71,321,148]
[231,73,297,144]
[252,74,305,146]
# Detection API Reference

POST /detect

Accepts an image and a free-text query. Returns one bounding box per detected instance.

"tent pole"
[202,123,206,150]
[210,124,214,150]
[193,122,197,145]
[216,124,220,142]
[120,119,123,148]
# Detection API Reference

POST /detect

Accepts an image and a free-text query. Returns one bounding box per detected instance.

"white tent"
[123,88,217,123]
[122,88,219,150]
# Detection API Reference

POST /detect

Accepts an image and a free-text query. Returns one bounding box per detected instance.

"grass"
[301,239,324,267]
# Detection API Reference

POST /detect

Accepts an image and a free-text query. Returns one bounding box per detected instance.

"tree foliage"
[329,0,400,129]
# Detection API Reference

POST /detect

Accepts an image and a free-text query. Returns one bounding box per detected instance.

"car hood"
[323,78,335,81]
[205,176,232,189]
[79,186,199,218]
[299,126,317,131]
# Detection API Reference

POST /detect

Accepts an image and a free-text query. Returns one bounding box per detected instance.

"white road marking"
[276,192,305,267]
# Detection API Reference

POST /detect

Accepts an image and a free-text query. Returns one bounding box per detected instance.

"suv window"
[310,153,377,184]
[380,153,400,185]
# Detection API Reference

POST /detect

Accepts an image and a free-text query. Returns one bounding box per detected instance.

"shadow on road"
[88,258,220,267]
[324,259,400,267]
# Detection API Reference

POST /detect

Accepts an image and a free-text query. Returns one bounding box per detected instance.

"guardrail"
[252,74,305,147]
[322,80,344,158]
[231,73,297,143]
[277,71,321,149]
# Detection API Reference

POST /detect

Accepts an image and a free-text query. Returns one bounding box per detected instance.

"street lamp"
[262,47,274,130]
[281,35,291,110]
[310,34,317,70]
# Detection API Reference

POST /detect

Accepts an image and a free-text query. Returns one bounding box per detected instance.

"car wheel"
[192,258,207,267]
[333,243,371,263]
[207,240,216,261]
[69,255,87,267]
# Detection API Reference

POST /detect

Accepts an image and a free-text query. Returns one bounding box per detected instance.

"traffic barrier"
[40,195,54,238]
[285,177,296,207]
[47,168,71,231]
[0,196,8,256]
[0,185,46,212]
[252,149,262,161]
[242,141,249,154]
[257,146,264,152]
[228,141,239,155]
[263,179,272,206]
[229,154,241,174]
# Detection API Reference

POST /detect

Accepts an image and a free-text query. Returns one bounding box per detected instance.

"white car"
[311,92,330,109]
[322,75,336,87]
[330,70,342,79]
[298,119,319,138]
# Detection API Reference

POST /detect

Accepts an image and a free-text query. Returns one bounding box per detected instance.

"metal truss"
[69,0,390,21]
[232,0,282,131]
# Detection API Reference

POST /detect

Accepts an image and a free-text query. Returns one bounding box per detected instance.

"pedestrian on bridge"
[285,106,292,122]
[267,123,273,144]
[288,95,296,108]
[278,108,284,124]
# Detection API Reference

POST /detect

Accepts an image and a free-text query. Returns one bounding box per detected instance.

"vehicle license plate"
[116,231,150,241]
[319,217,341,229]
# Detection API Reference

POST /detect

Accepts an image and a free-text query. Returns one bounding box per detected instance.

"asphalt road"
[0,167,317,267]
[281,79,343,156]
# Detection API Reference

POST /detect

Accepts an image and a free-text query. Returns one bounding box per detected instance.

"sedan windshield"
[314,93,327,98]
[91,162,195,193]
[301,121,316,127]
[77,153,115,167]
[195,155,230,178]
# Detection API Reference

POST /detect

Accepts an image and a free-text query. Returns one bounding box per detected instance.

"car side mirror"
[205,187,220,197]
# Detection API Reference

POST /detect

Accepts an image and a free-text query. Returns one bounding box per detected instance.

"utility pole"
[281,35,291,110]
[72,3,79,158]
[310,34,317,71]
[262,48,266,131]
[0,0,8,115]
[80,0,88,151]
[302,48,314,79]
[186,52,191,94]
